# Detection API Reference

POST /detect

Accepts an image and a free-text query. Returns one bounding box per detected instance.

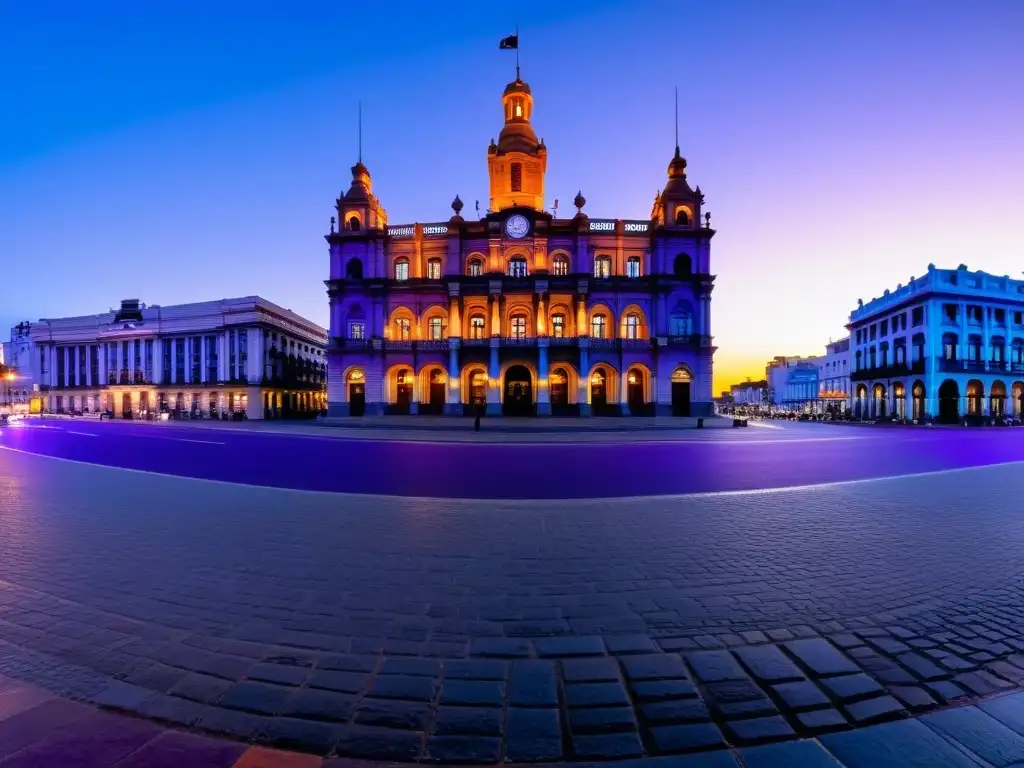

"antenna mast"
[358,101,363,163]
[674,86,679,151]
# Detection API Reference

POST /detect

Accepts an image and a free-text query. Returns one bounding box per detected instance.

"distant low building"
[766,356,820,410]
[1,322,33,408]
[816,336,851,413]
[730,379,767,406]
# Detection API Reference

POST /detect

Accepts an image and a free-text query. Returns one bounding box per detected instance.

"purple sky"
[2,1,1022,390]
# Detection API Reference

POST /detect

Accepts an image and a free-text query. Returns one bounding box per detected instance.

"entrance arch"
[1014,381,1024,417]
[671,366,692,417]
[503,364,534,417]
[121,392,132,419]
[966,379,984,416]
[872,383,887,418]
[992,380,1007,417]
[911,381,925,422]
[347,368,366,417]
[854,383,868,419]
[394,367,413,414]
[938,379,960,424]
[550,367,570,411]
[626,366,648,416]
[892,382,905,420]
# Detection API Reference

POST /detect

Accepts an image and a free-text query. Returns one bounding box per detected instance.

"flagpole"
[516,25,520,79]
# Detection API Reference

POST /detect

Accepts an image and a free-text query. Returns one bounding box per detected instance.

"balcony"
[501,336,537,348]
[665,335,712,348]
[620,338,651,349]
[549,337,577,346]
[331,337,370,350]
[588,338,617,349]
[461,337,490,347]
[416,340,448,351]
[383,340,414,350]
[850,363,910,381]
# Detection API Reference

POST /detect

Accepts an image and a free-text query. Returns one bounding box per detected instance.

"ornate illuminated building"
[325,73,716,417]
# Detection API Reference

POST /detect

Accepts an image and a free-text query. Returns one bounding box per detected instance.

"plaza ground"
[2,422,1024,764]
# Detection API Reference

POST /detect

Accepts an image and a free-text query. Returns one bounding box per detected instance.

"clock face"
[505,214,530,239]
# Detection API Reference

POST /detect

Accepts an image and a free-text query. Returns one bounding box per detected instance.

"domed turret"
[487,74,547,212]
[651,146,704,228]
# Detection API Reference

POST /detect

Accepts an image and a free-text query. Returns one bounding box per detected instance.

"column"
[64,347,70,388]
[486,338,501,417]
[537,337,551,416]
[657,293,668,336]
[217,333,227,382]
[85,345,92,388]
[98,344,106,387]
[982,306,991,372]
[578,338,591,417]
[184,338,191,384]
[446,339,461,415]
[489,294,501,337]
[448,296,461,339]
[200,336,208,383]
[959,301,967,362]
[576,294,588,338]
[153,339,163,385]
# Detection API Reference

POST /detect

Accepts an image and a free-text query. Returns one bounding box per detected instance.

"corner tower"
[487,74,547,212]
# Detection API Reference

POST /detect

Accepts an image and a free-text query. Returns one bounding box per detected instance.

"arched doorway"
[854,384,867,419]
[872,383,887,419]
[1014,382,1024,417]
[992,380,1007,417]
[550,368,569,412]
[423,369,446,415]
[671,367,691,417]
[348,369,366,417]
[395,368,413,414]
[912,381,925,422]
[627,368,646,415]
[938,380,959,424]
[469,369,488,410]
[121,393,132,419]
[966,379,984,417]
[590,369,609,414]
[503,365,534,417]
[892,383,905,420]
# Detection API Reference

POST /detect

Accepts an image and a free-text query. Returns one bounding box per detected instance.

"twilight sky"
[2,1,1022,391]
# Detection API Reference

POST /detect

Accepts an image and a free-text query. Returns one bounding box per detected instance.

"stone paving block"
[124,662,188,693]
[505,708,562,762]
[659,637,700,652]
[772,680,831,710]
[641,697,711,724]
[565,681,631,708]
[235,745,323,767]
[353,698,431,730]
[197,707,272,740]
[867,636,913,655]
[249,662,310,686]
[534,635,605,657]
[796,707,848,732]
[281,688,356,722]
[844,695,907,725]
[135,693,210,727]
[704,679,778,718]
[955,670,1011,697]
[106,730,247,768]
[424,734,502,764]
[563,657,620,682]
[897,652,949,682]
[509,660,558,707]
[433,705,503,736]
[169,672,233,704]
[620,653,687,681]
[650,722,726,753]
[468,637,531,658]
[981,692,1024,734]
[572,731,644,759]
[632,678,699,701]
[923,705,1024,767]
[925,679,969,703]
[740,739,844,767]
[725,715,796,744]
[218,681,293,715]
[821,718,988,768]
[568,705,637,734]
[0,709,161,768]
[603,634,659,655]
[735,644,805,682]
[442,659,508,681]
[686,650,747,682]
[830,633,865,649]
[262,717,344,753]
[784,639,859,677]
[307,670,368,694]
[889,685,937,711]
[380,657,441,677]
[334,724,424,761]
[821,673,885,701]
[318,654,378,673]
[367,674,436,702]
[439,679,504,707]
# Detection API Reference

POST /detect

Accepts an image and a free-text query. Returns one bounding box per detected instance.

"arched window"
[470,315,486,339]
[626,256,641,279]
[591,315,607,339]
[467,258,483,276]
[345,259,363,280]
[428,316,445,340]
[426,258,442,280]
[594,256,611,278]
[674,254,692,278]
[551,314,566,338]
[394,258,410,282]
[675,208,690,226]
[395,318,411,340]
[625,313,641,339]
[348,215,360,231]
[552,254,569,276]
[510,314,527,338]
[508,256,528,277]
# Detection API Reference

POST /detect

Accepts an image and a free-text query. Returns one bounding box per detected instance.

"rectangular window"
[56,348,65,387]
[626,257,641,278]
[591,316,607,338]
[880,319,888,337]
[395,261,409,281]
[968,305,982,323]
[350,322,365,340]
[511,316,526,338]
[176,338,186,382]
[144,339,153,381]
[551,315,565,338]
[206,336,218,382]
[594,257,611,278]
[396,318,411,340]
[552,257,568,276]
[944,304,958,322]
[510,162,522,193]
[40,346,47,376]
[427,260,441,279]
[468,259,483,276]
[78,346,86,385]
[470,317,485,339]
[163,340,172,382]
[869,325,876,341]
[1016,311,1024,326]
[912,307,924,326]
[238,329,248,380]
[995,308,1006,324]
[428,317,444,340]
[191,335,201,383]
[90,345,99,384]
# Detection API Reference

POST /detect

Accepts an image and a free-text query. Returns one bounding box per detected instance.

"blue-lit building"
[848,264,1024,422]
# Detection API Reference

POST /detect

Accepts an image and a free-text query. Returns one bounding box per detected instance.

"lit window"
[508,256,528,277]
[552,255,569,276]
[514,100,523,118]
[427,259,442,279]
[594,256,611,278]
[625,314,641,339]
[626,256,641,278]
[350,322,365,340]
[470,316,486,339]
[394,259,409,281]
[511,163,522,193]
[396,318,411,340]
[591,315,607,338]
[551,314,565,338]
[428,317,445,340]
[511,315,527,338]
[467,258,483,276]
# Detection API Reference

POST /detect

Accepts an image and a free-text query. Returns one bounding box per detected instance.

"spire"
[357,101,363,164]
[674,85,679,157]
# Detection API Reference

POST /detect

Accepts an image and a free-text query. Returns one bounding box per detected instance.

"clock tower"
[487,75,547,212]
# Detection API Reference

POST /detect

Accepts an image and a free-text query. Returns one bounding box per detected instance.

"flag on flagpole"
[499,34,518,49]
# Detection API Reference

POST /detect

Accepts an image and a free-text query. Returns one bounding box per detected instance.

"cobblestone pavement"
[4,448,1024,762]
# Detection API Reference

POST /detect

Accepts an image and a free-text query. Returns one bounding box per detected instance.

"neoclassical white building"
[849,264,1024,422]
[29,297,327,419]
[817,336,851,413]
